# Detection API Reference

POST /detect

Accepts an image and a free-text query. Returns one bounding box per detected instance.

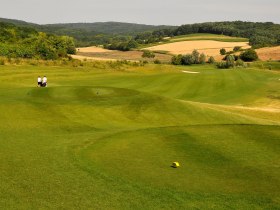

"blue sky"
[1,0,279,25]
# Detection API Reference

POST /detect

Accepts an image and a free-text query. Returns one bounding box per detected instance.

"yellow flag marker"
[172,162,180,168]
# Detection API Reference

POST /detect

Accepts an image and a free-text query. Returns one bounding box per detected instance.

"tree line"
[104,21,280,51]
[0,22,76,60]
[172,21,280,48]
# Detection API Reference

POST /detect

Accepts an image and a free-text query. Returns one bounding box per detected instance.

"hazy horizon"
[0,0,279,25]
[2,17,280,27]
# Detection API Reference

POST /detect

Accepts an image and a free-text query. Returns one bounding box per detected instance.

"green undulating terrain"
[169,33,248,42]
[0,63,279,209]
[137,33,249,49]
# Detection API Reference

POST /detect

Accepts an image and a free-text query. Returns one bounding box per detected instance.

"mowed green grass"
[0,63,280,209]
[168,33,248,43]
[139,33,249,48]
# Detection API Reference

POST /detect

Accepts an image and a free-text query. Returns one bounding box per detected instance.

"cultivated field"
[77,46,112,53]
[71,54,117,61]
[163,33,248,43]
[256,46,280,61]
[144,40,250,58]
[74,46,172,62]
[74,35,280,62]
[0,63,280,209]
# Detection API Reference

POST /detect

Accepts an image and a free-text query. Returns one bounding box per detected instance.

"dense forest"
[0,22,76,59]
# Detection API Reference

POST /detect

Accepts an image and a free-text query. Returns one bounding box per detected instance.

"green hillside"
[0,18,175,47]
[0,22,76,59]
[42,22,175,35]
[0,17,38,27]
[0,19,172,34]
[0,63,279,209]
[136,33,249,49]
[39,22,175,47]
[168,33,248,42]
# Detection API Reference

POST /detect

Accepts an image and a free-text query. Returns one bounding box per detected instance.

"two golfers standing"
[37,76,47,87]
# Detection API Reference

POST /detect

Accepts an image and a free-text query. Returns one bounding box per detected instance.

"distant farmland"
[256,46,280,61]
[74,46,172,62]
[73,34,280,62]
[144,40,250,59]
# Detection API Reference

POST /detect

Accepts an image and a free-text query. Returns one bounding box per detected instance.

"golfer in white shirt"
[37,76,42,87]
[42,76,47,87]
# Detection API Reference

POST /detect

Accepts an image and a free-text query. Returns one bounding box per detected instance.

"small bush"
[208,56,215,64]
[171,55,183,65]
[226,55,235,68]
[216,62,230,69]
[233,46,242,52]
[142,50,155,58]
[216,55,235,69]
[240,49,258,62]
[192,50,200,64]
[220,48,226,55]
[181,54,195,65]
[223,54,239,61]
[199,53,206,64]
[154,59,161,64]
[235,59,245,67]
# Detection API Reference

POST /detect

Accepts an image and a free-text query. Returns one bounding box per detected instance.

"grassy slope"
[139,33,249,49]
[0,64,279,209]
[169,33,248,42]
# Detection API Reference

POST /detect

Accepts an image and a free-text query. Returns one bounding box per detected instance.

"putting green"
[0,64,279,209]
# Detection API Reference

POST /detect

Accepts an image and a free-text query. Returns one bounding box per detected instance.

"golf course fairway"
[0,63,279,209]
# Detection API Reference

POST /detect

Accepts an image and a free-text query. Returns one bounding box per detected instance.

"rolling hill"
[0,17,176,46]
[0,17,38,27]
[0,18,175,34]
[0,63,279,209]
[42,22,176,35]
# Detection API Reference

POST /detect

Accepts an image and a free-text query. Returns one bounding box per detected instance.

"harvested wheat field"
[71,54,116,61]
[77,46,111,53]
[256,46,280,61]
[71,55,117,61]
[74,46,172,62]
[144,40,250,57]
